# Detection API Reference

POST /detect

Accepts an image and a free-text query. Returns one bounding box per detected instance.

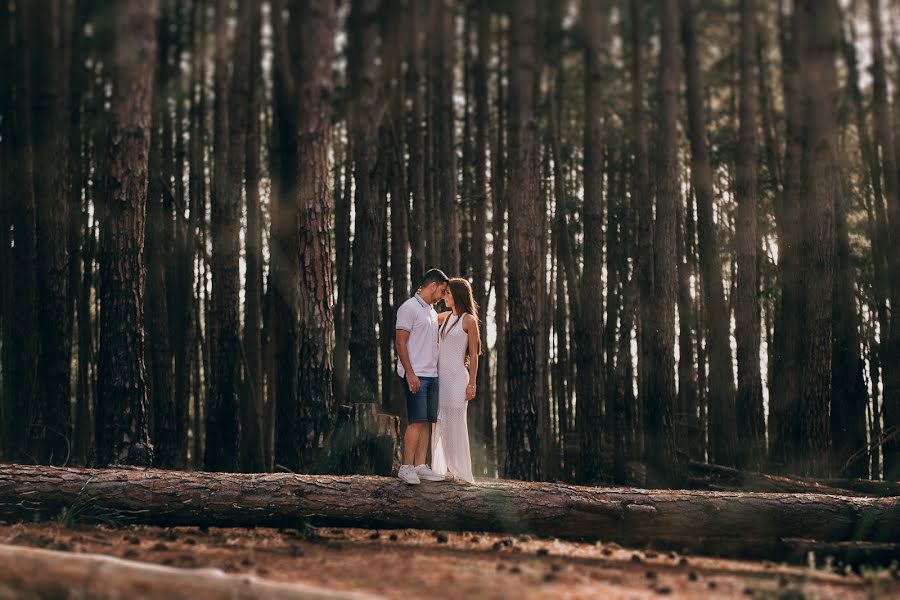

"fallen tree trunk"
[0,543,374,600]
[0,465,898,559]
[687,461,900,496]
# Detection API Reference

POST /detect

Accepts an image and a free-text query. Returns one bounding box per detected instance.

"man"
[395,269,449,484]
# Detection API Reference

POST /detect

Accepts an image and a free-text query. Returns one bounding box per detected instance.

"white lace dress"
[431,313,475,484]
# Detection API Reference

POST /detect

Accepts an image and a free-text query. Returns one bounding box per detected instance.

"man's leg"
[403,423,420,466]
[414,422,429,466]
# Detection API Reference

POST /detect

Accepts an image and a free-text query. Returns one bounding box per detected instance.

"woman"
[432,278,481,484]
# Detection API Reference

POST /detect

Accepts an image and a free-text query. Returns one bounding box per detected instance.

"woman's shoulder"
[462,313,479,330]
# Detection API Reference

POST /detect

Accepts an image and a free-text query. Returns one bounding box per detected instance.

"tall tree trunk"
[577,0,606,484]
[675,196,697,461]
[205,0,241,472]
[333,143,352,404]
[96,0,159,468]
[294,0,336,470]
[843,7,889,481]
[4,0,39,463]
[681,0,737,467]
[734,0,765,470]
[472,0,492,476]
[406,0,426,285]
[347,0,383,405]
[505,0,541,481]
[147,4,177,469]
[31,0,73,466]
[630,0,652,467]
[769,0,805,472]
[646,0,682,486]
[221,0,256,472]
[831,163,869,478]
[269,0,300,471]
[869,0,900,479]
[491,14,508,475]
[795,0,839,477]
[437,0,459,274]
[241,0,265,473]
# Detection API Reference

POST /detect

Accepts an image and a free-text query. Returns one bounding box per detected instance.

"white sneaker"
[398,464,420,485]
[415,464,445,481]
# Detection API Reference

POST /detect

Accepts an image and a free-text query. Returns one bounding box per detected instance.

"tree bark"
[505,0,541,482]
[768,0,805,473]
[491,15,508,475]
[869,0,900,480]
[1,465,898,556]
[347,0,384,405]
[291,0,337,472]
[734,0,765,470]
[205,0,241,472]
[578,0,606,485]
[471,0,492,478]
[242,0,265,473]
[3,0,38,463]
[96,0,159,468]
[146,5,178,469]
[795,0,839,477]
[269,0,301,471]
[629,0,651,466]
[30,0,73,466]
[645,0,681,485]
[406,0,426,285]
[681,0,737,467]
[436,0,460,274]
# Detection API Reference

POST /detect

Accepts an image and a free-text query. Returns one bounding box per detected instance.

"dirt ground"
[0,521,897,599]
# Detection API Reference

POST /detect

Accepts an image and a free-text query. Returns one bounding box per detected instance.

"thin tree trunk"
[96,0,159,468]
[795,0,839,477]
[347,0,384,405]
[645,0,682,485]
[630,0,652,468]
[294,0,336,470]
[205,0,241,472]
[147,4,178,469]
[491,14,508,476]
[505,0,541,481]
[437,0,460,274]
[242,0,265,473]
[682,0,737,467]
[577,0,606,485]
[269,0,300,471]
[472,0,492,476]
[769,0,805,473]
[31,0,74,466]
[4,0,38,463]
[869,0,900,480]
[734,0,765,470]
[406,0,426,284]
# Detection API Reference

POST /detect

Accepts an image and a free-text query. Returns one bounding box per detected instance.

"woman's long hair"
[441,277,483,358]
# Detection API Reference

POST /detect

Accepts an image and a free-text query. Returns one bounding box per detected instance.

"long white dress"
[431,313,475,484]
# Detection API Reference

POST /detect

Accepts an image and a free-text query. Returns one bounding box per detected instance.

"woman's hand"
[465,384,476,401]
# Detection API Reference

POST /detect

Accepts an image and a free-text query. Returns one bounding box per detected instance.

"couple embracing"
[395,269,482,485]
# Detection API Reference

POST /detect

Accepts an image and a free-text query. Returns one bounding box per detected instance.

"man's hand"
[407,373,421,394]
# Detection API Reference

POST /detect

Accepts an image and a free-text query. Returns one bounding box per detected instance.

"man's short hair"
[420,268,450,287]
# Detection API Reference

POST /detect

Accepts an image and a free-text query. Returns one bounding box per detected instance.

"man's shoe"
[398,464,421,485]
[415,464,445,481]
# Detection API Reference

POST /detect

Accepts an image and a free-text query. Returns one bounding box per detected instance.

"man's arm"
[395,330,420,393]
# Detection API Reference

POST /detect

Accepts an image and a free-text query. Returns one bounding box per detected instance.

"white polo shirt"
[395,293,439,378]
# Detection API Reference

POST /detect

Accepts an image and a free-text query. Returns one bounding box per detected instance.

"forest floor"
[1,521,898,599]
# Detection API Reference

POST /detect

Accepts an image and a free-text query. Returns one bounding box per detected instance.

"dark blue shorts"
[401,376,438,423]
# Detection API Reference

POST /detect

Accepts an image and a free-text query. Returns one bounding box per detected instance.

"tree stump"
[325,403,401,476]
